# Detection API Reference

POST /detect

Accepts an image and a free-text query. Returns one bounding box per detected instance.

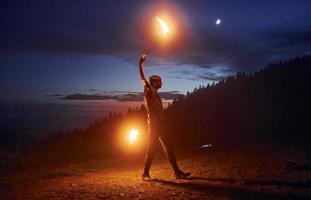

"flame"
[129,129,138,144]
[156,16,170,36]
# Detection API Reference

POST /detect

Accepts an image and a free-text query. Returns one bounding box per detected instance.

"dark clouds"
[0,0,143,54]
[174,22,311,72]
[1,0,311,73]
[51,91,184,102]
[261,26,311,52]
[170,67,230,82]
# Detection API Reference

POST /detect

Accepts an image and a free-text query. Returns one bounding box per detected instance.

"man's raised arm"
[139,54,149,87]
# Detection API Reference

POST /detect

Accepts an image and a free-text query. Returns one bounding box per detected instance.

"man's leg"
[159,135,180,172]
[159,126,191,178]
[143,127,158,177]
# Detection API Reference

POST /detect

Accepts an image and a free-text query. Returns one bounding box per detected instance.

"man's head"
[149,75,162,89]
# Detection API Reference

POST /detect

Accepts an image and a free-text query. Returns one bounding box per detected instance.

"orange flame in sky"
[156,16,170,37]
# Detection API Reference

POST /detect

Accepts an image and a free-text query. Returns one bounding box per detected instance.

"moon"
[216,18,221,25]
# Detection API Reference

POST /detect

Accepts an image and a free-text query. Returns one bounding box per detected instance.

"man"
[139,54,190,180]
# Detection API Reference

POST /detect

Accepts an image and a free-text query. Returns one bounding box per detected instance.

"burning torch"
[145,16,170,56]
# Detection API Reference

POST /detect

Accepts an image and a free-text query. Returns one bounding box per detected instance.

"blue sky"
[1,0,310,102]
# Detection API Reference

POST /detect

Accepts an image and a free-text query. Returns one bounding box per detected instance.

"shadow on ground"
[149,176,311,200]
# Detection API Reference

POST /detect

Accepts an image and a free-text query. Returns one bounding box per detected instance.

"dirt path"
[1,146,311,199]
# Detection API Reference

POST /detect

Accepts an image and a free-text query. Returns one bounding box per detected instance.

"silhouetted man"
[139,54,190,180]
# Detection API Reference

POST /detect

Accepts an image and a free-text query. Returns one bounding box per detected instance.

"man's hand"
[139,54,149,86]
[140,54,147,64]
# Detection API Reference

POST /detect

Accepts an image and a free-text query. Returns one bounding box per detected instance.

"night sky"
[1,0,310,102]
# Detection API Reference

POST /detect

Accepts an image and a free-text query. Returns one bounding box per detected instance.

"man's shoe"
[175,170,191,179]
[142,173,151,181]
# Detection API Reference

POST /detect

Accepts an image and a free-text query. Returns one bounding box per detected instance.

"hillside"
[3,55,310,165]
[166,55,311,149]
[2,55,311,200]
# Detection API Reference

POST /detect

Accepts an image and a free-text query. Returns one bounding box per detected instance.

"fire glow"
[156,16,170,37]
[129,129,139,144]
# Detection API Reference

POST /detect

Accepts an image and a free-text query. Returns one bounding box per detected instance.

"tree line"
[13,55,311,162]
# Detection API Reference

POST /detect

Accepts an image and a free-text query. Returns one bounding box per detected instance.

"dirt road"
[1,145,311,199]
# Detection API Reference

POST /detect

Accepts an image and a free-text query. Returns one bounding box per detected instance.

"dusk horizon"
[1,1,311,199]
[1,0,310,103]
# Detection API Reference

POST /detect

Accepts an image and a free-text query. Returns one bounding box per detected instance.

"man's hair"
[149,75,161,85]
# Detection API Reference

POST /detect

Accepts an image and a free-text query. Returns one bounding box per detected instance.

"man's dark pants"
[144,120,179,174]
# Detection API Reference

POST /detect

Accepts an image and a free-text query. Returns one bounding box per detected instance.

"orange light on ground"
[116,120,146,155]
[129,129,139,144]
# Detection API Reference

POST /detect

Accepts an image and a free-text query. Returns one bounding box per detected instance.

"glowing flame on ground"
[156,16,170,36]
[129,129,138,144]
